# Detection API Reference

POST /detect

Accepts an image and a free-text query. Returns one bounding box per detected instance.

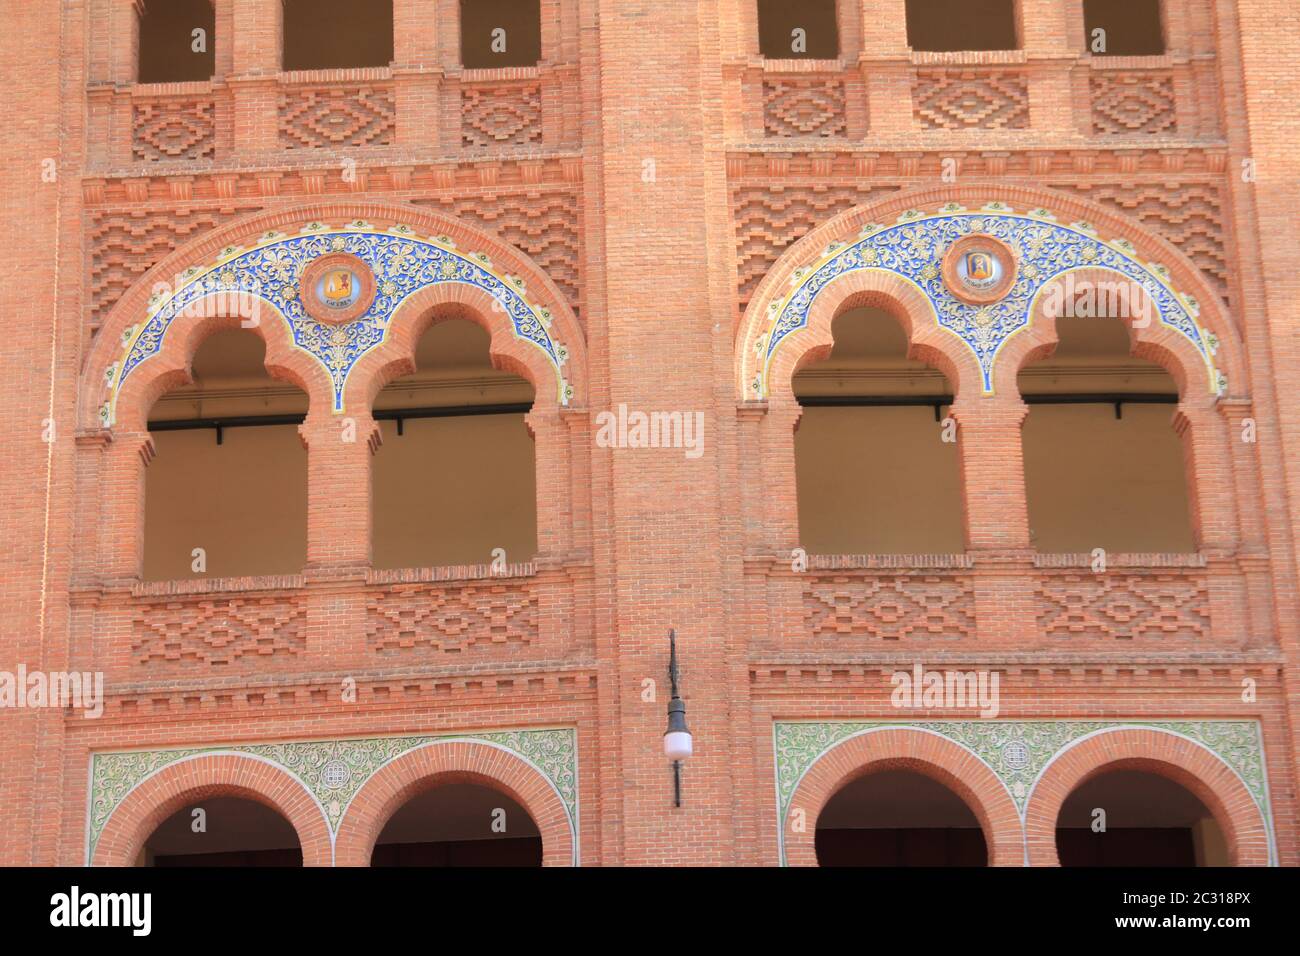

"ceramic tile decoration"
[772,720,1273,865]
[103,222,571,422]
[88,727,579,864]
[750,202,1221,398]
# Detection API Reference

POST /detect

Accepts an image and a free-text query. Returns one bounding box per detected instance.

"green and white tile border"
[87,727,579,865]
[772,720,1275,866]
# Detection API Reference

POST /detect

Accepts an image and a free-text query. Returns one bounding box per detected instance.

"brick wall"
[1,0,1298,866]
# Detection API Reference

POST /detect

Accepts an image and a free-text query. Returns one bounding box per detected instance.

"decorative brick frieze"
[132,95,215,162]
[913,70,1030,130]
[803,568,975,641]
[279,82,397,149]
[365,574,539,654]
[1090,71,1178,136]
[1034,555,1212,644]
[131,591,307,665]
[762,76,848,138]
[461,81,543,148]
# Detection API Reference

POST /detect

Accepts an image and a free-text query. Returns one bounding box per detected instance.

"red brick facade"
[2,0,1299,866]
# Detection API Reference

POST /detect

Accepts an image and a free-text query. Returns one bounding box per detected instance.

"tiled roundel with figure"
[941,233,1018,305]
[299,251,377,324]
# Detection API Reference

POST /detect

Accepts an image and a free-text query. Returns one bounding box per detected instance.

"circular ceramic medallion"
[321,759,353,789]
[299,251,376,324]
[941,234,1017,305]
[1001,740,1030,771]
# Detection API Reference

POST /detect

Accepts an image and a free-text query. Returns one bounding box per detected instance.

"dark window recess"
[461,0,542,69]
[282,0,393,71]
[905,0,1018,52]
[757,0,840,59]
[1083,0,1165,56]
[138,0,215,83]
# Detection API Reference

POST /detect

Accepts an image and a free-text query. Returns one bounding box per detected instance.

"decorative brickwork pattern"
[132,97,215,162]
[1053,181,1230,306]
[87,205,263,332]
[1090,72,1177,136]
[413,190,581,311]
[1036,571,1210,641]
[461,82,543,148]
[762,78,847,138]
[803,573,975,641]
[913,70,1029,130]
[731,183,900,307]
[366,580,538,653]
[279,84,396,149]
[131,594,306,665]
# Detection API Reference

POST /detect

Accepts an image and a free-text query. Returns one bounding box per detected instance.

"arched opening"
[1056,769,1229,866]
[461,0,542,69]
[792,307,964,554]
[283,0,393,71]
[1083,0,1165,56]
[905,0,1018,52]
[372,318,538,569]
[140,796,302,867]
[1019,312,1194,553]
[137,0,215,83]
[815,769,988,866]
[371,782,543,866]
[757,0,840,59]
[143,329,308,581]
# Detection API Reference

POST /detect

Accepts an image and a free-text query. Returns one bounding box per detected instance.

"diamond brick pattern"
[87,205,263,334]
[462,82,543,148]
[804,573,975,641]
[366,581,537,653]
[132,595,306,665]
[413,188,581,313]
[132,97,215,161]
[1036,571,1210,641]
[762,78,847,138]
[731,183,900,308]
[1090,72,1177,135]
[279,84,396,149]
[913,70,1029,130]
[1053,181,1231,307]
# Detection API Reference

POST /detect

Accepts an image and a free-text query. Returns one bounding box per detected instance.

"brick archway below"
[1024,729,1271,866]
[91,753,333,866]
[783,728,1024,866]
[333,740,575,866]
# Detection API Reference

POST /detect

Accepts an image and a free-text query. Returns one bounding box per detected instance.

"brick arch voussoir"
[344,283,560,417]
[994,265,1214,404]
[111,306,328,433]
[765,272,984,413]
[83,199,588,430]
[1024,729,1271,867]
[90,753,332,867]
[738,182,1241,403]
[333,740,574,867]
[784,728,1023,867]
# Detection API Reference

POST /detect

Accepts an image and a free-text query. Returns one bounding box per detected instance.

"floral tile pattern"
[751,202,1220,397]
[772,719,1272,865]
[88,727,578,861]
[103,222,571,424]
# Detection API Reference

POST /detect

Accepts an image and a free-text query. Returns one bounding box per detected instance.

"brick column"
[392,0,442,148]
[300,411,376,570]
[1020,0,1078,139]
[98,430,154,582]
[953,397,1036,646]
[858,0,911,137]
[228,0,281,156]
[952,397,1031,550]
[589,0,738,863]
